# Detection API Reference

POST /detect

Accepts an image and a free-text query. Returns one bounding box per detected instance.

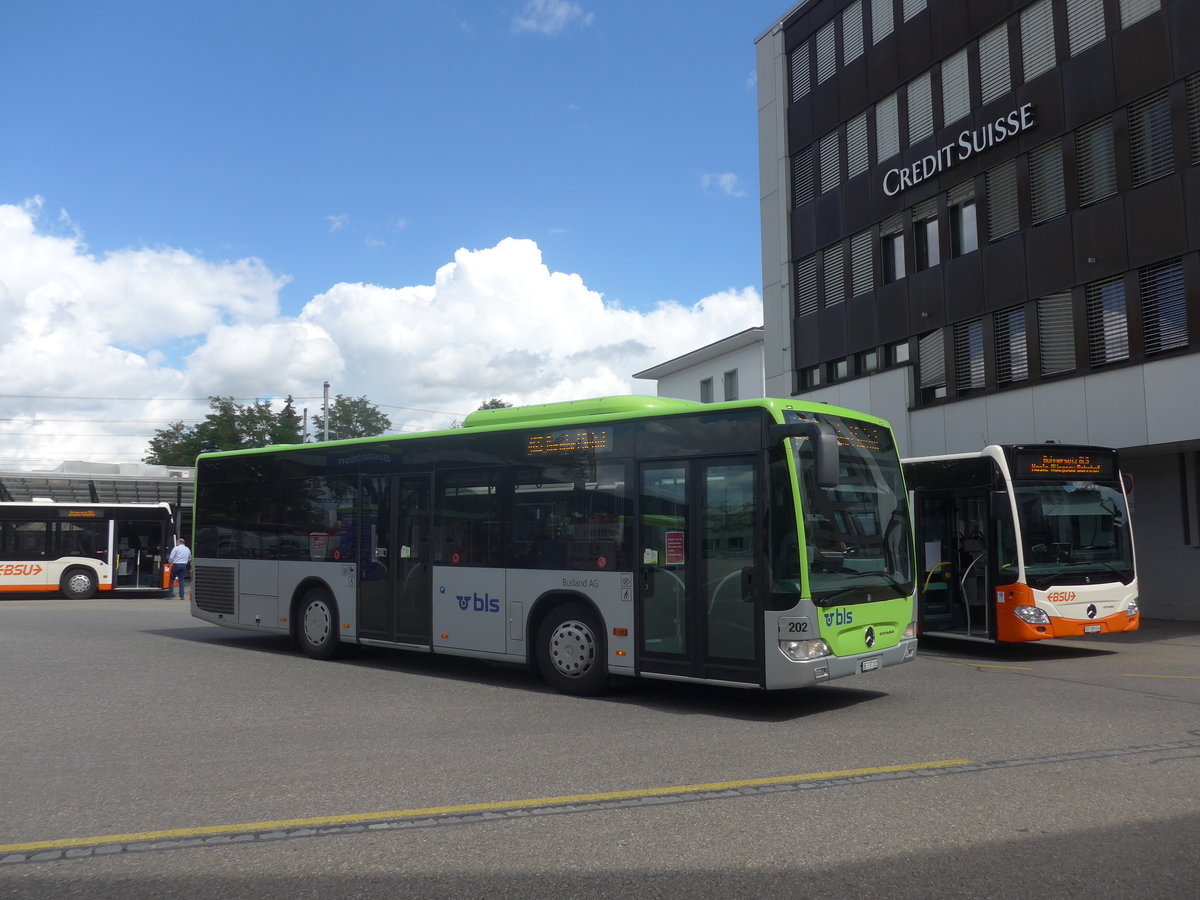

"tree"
[310,394,392,441]
[450,398,514,428]
[143,395,307,466]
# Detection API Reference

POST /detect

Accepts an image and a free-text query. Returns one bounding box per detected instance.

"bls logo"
[457,592,500,613]
[823,608,854,627]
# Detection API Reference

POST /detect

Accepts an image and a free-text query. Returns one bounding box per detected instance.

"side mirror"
[768,421,841,488]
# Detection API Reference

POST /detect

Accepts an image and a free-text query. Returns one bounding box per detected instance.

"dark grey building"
[756,0,1200,618]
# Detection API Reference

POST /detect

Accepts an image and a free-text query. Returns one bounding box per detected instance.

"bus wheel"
[536,602,608,696]
[61,567,98,600]
[297,589,340,660]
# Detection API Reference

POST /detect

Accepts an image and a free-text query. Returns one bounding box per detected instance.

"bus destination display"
[1013,450,1116,479]
[527,427,613,457]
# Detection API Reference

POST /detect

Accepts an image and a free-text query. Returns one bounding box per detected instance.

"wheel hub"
[304,602,331,644]
[548,619,596,678]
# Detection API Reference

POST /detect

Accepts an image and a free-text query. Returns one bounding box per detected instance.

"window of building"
[1038,291,1076,376]
[986,159,1019,241]
[819,130,841,194]
[881,215,905,283]
[1085,276,1129,366]
[979,23,1012,106]
[908,71,934,144]
[1129,89,1175,187]
[851,230,873,296]
[830,357,850,381]
[954,318,986,393]
[948,180,978,257]
[941,48,970,126]
[888,340,911,365]
[913,199,940,270]
[1187,74,1200,167]
[1120,0,1160,29]
[876,92,900,162]
[795,255,818,317]
[846,110,870,178]
[918,329,947,400]
[1021,0,1056,83]
[994,305,1029,385]
[700,377,714,403]
[792,147,814,208]
[842,1,865,65]
[800,366,823,389]
[816,20,837,85]
[1029,139,1066,224]
[903,0,926,22]
[789,43,811,103]
[859,348,880,372]
[1140,258,1188,354]
[1077,116,1117,205]
[1066,0,1106,56]
[823,244,845,307]
[723,370,739,401]
[871,0,894,45]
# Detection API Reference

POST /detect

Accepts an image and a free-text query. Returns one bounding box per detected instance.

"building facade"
[756,0,1200,618]
[633,327,766,402]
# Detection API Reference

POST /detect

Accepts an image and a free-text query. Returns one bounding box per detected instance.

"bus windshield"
[784,412,914,606]
[1014,480,1134,588]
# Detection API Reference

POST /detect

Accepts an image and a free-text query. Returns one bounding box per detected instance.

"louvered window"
[986,159,1019,241]
[1129,90,1174,187]
[817,20,837,85]
[942,49,970,126]
[1066,0,1106,56]
[918,330,947,396]
[913,198,939,270]
[1038,292,1076,376]
[908,71,933,144]
[979,24,1012,106]
[1029,140,1066,224]
[876,92,900,162]
[789,43,811,103]
[820,130,841,194]
[903,0,926,22]
[842,1,864,64]
[1021,0,1056,83]
[872,0,894,44]
[881,214,905,283]
[1086,276,1129,365]
[1120,0,1160,28]
[823,244,845,307]
[851,230,873,296]
[954,319,986,392]
[792,147,814,208]
[795,256,818,317]
[1187,74,1200,166]
[994,306,1029,385]
[948,180,978,257]
[846,111,870,178]
[1140,258,1188,354]
[1077,117,1117,205]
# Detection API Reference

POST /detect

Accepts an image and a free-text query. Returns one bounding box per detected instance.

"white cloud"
[512,0,594,36]
[701,172,747,198]
[0,203,760,468]
[326,214,349,233]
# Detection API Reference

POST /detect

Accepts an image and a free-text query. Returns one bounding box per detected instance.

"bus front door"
[637,459,763,685]
[915,492,991,638]
[357,475,432,645]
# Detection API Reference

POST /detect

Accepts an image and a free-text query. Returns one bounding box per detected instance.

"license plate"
[860,657,880,673]
[1084,624,1101,634]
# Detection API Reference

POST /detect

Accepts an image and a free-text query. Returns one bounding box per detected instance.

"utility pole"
[322,382,330,442]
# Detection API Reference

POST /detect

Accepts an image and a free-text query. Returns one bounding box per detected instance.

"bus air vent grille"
[194,565,235,615]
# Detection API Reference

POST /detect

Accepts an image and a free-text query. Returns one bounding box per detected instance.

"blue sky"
[0,0,784,468]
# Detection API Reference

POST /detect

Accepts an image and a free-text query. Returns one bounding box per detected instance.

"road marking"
[0,759,968,855]
[1122,673,1200,680]
[946,662,1033,670]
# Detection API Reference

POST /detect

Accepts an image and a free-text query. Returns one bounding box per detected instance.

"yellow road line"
[946,662,1033,670]
[0,759,970,854]
[1122,673,1200,680]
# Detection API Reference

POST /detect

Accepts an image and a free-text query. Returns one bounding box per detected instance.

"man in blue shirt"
[167,537,191,599]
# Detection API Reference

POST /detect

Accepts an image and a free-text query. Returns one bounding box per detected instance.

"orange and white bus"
[0,502,175,598]
[903,445,1138,642]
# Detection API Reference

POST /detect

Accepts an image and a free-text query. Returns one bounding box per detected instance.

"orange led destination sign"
[527,427,613,457]
[1013,450,1116,479]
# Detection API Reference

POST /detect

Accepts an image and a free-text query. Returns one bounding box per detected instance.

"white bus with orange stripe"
[903,445,1139,643]
[0,502,174,598]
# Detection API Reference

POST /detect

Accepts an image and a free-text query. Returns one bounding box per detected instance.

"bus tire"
[60,567,98,600]
[297,588,341,660]
[536,601,608,696]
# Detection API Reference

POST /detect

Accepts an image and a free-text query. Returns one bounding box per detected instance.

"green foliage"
[477,398,513,410]
[311,394,393,441]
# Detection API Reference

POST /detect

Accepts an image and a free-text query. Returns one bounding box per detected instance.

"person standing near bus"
[167,537,191,599]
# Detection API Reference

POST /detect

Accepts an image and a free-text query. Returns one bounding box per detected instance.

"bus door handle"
[741,566,754,602]
[640,566,655,598]
[374,547,388,558]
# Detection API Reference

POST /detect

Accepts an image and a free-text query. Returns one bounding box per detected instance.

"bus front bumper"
[766,638,918,689]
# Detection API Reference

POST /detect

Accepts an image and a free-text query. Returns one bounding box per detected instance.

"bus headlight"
[1013,605,1051,625]
[780,639,831,661]
[1126,599,1139,617]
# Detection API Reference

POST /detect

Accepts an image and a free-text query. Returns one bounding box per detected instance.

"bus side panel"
[278,560,358,635]
[0,562,54,592]
[238,560,281,627]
